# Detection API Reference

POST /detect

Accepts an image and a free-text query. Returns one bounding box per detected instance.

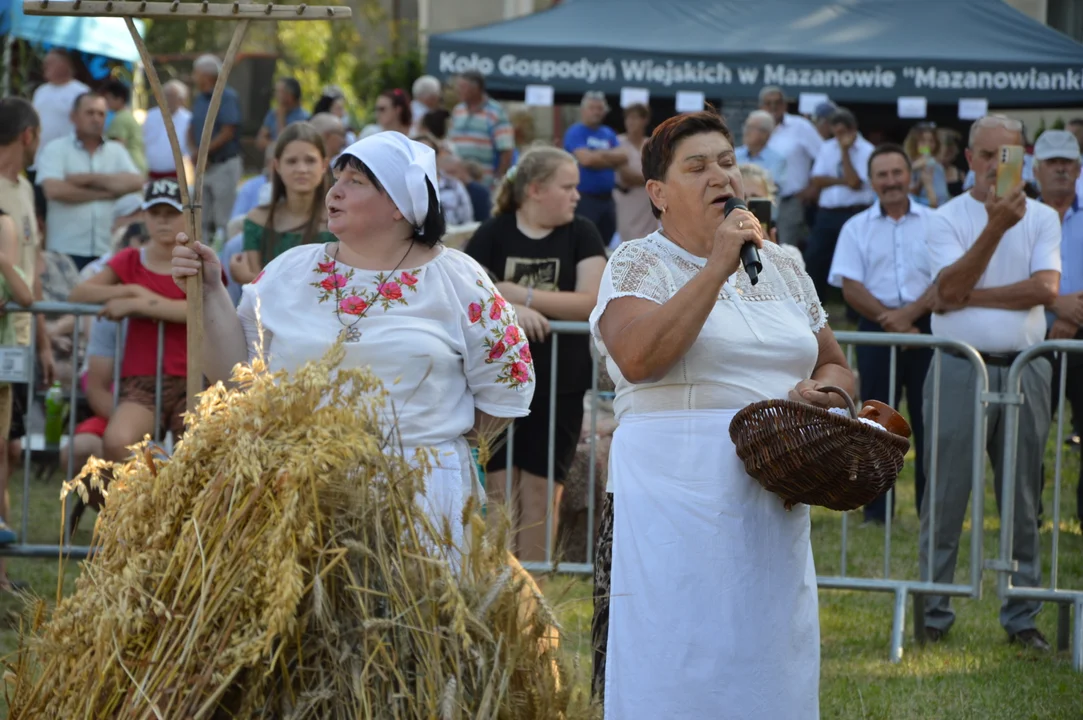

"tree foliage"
[140,0,425,126]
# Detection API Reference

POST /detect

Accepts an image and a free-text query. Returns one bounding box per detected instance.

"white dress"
[588,231,826,719]
[238,244,535,550]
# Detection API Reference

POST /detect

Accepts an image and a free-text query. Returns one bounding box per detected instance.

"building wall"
[1004,0,1047,23]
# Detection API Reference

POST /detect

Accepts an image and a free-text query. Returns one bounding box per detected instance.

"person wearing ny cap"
[1035,129,1083,520]
[70,178,197,462]
[172,131,535,552]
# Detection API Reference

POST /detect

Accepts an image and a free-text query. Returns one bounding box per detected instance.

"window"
[1049,0,1083,42]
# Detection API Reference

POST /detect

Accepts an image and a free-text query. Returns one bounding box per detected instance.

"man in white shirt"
[805,107,875,301]
[142,79,192,179]
[760,86,823,248]
[35,93,144,269]
[921,114,1061,651]
[829,144,937,525]
[1033,130,1083,520]
[30,49,89,171]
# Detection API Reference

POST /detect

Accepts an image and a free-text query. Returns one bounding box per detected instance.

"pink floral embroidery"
[339,295,368,315]
[510,361,530,384]
[469,273,534,390]
[379,282,403,301]
[319,273,348,291]
[310,254,424,324]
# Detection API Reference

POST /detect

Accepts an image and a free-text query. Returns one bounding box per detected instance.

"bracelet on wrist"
[525,287,534,307]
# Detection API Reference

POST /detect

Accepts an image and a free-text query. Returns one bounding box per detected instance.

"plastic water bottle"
[44,382,68,447]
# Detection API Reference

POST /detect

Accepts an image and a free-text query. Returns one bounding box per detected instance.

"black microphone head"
[723,197,747,217]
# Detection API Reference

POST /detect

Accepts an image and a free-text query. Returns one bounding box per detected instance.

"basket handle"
[815,385,857,419]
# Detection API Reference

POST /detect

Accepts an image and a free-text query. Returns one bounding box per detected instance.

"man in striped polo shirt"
[448,71,515,189]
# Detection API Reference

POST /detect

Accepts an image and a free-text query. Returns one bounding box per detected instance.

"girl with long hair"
[232,122,334,284]
[463,146,607,563]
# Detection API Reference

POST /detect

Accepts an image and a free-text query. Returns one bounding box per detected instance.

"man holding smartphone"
[921,115,1061,651]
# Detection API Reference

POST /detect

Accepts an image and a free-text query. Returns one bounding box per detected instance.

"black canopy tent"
[426,0,1083,107]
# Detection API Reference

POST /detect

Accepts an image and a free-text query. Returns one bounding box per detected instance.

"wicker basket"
[728,386,911,512]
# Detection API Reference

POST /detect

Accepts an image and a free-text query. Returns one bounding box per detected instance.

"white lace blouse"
[237,244,535,448]
[589,232,827,420]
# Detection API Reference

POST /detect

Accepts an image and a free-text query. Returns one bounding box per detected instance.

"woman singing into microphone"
[590,109,854,718]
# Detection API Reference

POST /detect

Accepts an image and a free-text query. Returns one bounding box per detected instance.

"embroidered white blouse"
[237,243,535,448]
[589,231,827,421]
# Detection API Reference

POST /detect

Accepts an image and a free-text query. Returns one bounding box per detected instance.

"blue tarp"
[427,0,1083,105]
[0,0,145,63]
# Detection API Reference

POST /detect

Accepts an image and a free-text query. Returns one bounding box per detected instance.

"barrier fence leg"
[1058,602,1071,653]
[1073,599,1083,672]
[890,588,907,662]
[913,593,926,644]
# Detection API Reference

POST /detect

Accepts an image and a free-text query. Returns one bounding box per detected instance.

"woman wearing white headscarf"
[171,132,536,546]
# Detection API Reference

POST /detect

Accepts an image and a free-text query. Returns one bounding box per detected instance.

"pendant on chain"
[338,326,362,343]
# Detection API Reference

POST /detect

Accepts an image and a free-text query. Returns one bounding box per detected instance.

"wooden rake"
[23,1,352,413]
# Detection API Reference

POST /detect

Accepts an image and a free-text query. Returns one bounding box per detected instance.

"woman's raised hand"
[172,232,225,294]
[707,207,764,279]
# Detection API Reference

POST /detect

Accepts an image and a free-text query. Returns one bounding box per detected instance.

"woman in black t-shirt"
[464,146,607,563]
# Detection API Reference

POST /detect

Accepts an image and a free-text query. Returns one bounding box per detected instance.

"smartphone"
[748,198,773,238]
[995,145,1024,198]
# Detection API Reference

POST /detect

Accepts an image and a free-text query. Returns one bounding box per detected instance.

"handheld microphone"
[723,197,762,286]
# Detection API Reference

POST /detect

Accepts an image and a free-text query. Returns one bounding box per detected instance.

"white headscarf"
[339,131,440,234]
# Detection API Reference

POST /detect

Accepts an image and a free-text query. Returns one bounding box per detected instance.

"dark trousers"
[577,193,617,245]
[858,315,933,522]
[804,205,868,303]
[69,254,98,271]
[1044,327,1083,521]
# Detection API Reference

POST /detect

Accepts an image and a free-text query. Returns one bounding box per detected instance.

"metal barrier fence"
[0,302,168,561]
[830,331,990,663]
[996,340,1083,671]
[4,307,1080,669]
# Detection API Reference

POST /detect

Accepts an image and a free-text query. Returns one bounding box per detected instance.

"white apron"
[604,409,820,720]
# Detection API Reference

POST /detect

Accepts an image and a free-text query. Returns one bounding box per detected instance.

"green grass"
[1,427,1081,718]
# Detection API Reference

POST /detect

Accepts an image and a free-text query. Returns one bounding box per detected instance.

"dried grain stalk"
[4,345,598,719]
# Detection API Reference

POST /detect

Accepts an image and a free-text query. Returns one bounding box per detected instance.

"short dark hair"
[421,109,450,139]
[0,98,40,145]
[458,70,485,92]
[1068,118,1083,129]
[45,48,74,66]
[641,106,734,218]
[72,91,104,113]
[102,79,132,105]
[867,143,912,176]
[279,77,302,103]
[830,108,858,131]
[624,103,650,121]
[331,154,446,247]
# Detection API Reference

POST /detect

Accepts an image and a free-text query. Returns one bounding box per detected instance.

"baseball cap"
[142,178,184,212]
[1034,130,1081,161]
[812,101,837,121]
[113,192,143,221]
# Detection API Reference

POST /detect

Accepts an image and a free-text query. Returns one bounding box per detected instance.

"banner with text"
[427,44,1083,105]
